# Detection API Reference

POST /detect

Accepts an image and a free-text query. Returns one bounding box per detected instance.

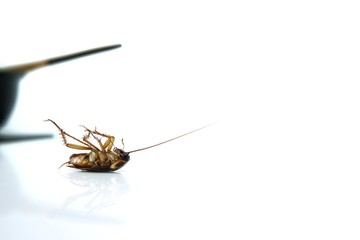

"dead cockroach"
[45,119,210,172]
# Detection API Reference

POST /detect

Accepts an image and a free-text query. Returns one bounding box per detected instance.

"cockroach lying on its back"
[45,119,210,172]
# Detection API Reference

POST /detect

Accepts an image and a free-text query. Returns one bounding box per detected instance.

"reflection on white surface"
[0,143,129,221]
[62,171,129,213]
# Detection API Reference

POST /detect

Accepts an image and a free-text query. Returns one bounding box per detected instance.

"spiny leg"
[80,125,115,152]
[45,119,95,151]
[93,130,116,151]
[79,130,108,162]
[81,129,101,151]
[81,125,107,151]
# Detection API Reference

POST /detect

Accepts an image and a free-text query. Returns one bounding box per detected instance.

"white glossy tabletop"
[1,1,360,239]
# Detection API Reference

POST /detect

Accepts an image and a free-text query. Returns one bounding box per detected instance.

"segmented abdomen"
[68,151,124,171]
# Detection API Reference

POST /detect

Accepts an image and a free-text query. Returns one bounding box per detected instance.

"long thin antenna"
[127,123,214,154]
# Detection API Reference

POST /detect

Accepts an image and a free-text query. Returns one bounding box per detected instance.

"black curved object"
[0,44,121,130]
[0,72,23,128]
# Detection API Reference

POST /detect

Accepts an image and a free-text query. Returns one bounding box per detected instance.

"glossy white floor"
[1,1,360,239]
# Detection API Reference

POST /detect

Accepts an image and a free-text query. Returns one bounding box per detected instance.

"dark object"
[0,133,53,143]
[45,119,210,172]
[0,44,121,130]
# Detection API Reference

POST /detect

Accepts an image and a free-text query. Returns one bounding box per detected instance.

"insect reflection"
[62,171,128,212]
[45,119,209,172]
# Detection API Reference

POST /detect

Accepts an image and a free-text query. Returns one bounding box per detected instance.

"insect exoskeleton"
[66,149,130,172]
[45,119,211,172]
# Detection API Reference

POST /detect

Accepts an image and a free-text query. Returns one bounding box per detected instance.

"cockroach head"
[114,147,130,161]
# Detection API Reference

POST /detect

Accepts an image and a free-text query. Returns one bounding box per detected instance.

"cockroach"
[45,119,210,172]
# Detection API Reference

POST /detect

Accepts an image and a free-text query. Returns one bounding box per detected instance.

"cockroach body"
[66,148,130,172]
[45,119,209,172]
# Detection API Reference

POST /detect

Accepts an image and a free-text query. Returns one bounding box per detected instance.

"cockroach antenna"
[127,123,214,153]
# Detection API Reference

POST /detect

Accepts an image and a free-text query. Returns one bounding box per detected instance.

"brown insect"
[45,119,210,172]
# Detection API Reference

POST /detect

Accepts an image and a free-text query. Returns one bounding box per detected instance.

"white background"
[1,0,360,239]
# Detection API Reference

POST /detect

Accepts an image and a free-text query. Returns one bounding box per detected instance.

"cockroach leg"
[80,125,116,152]
[92,131,115,151]
[110,159,127,170]
[81,136,101,151]
[45,119,94,151]
[65,143,93,151]
[80,126,101,151]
